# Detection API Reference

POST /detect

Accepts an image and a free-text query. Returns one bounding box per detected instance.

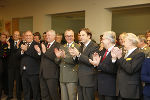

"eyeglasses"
[65,35,73,38]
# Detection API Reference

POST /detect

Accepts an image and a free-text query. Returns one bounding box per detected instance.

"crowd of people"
[0,28,150,100]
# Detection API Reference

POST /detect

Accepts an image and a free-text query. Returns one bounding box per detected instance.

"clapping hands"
[54,48,66,58]
[89,52,101,66]
[68,47,80,57]
[111,47,122,60]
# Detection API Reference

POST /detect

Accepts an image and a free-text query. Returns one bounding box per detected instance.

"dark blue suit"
[97,49,117,100]
[141,58,150,99]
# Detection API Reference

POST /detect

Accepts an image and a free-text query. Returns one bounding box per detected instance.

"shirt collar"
[127,47,137,55]
[14,40,19,43]
[49,40,55,46]
[141,45,147,49]
[107,45,115,52]
[67,41,74,47]
[27,40,33,45]
[84,40,91,47]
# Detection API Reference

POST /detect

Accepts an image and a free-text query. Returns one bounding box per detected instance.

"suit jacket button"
[73,69,75,71]
[64,66,66,67]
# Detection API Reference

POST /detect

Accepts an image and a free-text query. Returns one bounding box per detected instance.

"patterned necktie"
[101,49,108,63]
[27,43,30,49]
[14,41,17,46]
[14,41,17,48]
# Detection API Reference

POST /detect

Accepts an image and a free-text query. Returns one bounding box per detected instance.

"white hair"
[125,33,139,46]
[47,29,56,36]
[103,31,116,43]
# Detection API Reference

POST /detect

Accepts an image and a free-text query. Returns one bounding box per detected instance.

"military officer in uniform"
[55,29,79,100]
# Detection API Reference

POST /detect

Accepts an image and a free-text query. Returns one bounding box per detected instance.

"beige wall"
[112,7,150,35]
[0,0,150,42]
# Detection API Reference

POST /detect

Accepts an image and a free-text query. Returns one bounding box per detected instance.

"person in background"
[41,32,47,43]
[146,36,150,47]
[33,32,41,43]
[0,33,9,100]
[137,35,150,58]
[55,33,63,44]
[69,28,99,100]
[6,31,22,100]
[119,32,126,47]
[55,29,79,100]
[118,32,127,56]
[21,32,26,43]
[145,30,150,38]
[99,35,104,51]
[77,33,82,46]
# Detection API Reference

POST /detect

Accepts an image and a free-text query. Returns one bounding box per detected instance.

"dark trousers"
[99,95,116,100]
[78,85,95,100]
[0,69,2,98]
[118,95,140,100]
[40,76,60,100]
[8,69,22,98]
[2,59,8,95]
[144,96,150,100]
[22,71,40,100]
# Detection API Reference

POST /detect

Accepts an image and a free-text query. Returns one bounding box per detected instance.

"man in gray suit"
[111,33,145,100]
[69,28,99,100]
[54,29,79,100]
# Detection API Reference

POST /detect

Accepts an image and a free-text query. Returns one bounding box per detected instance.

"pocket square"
[126,58,132,61]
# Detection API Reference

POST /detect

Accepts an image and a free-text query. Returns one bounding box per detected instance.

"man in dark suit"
[111,33,145,100]
[18,30,41,100]
[0,33,9,99]
[89,31,117,100]
[141,58,150,100]
[69,28,99,100]
[7,31,22,100]
[38,30,61,100]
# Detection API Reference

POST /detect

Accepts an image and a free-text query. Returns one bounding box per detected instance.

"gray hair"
[47,29,56,36]
[103,31,116,43]
[125,33,139,46]
[137,35,147,44]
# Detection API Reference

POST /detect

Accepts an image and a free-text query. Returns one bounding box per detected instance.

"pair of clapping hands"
[54,48,66,58]
[21,43,44,54]
[89,47,123,67]
[54,46,80,58]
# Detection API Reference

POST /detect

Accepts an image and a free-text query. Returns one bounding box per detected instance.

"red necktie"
[47,43,51,48]
[101,49,108,63]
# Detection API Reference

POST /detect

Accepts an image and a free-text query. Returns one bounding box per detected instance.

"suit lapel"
[27,41,34,50]
[126,48,138,58]
[83,41,92,53]
[47,41,56,52]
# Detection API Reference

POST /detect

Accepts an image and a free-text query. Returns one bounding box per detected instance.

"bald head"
[25,30,33,43]
[13,31,20,41]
